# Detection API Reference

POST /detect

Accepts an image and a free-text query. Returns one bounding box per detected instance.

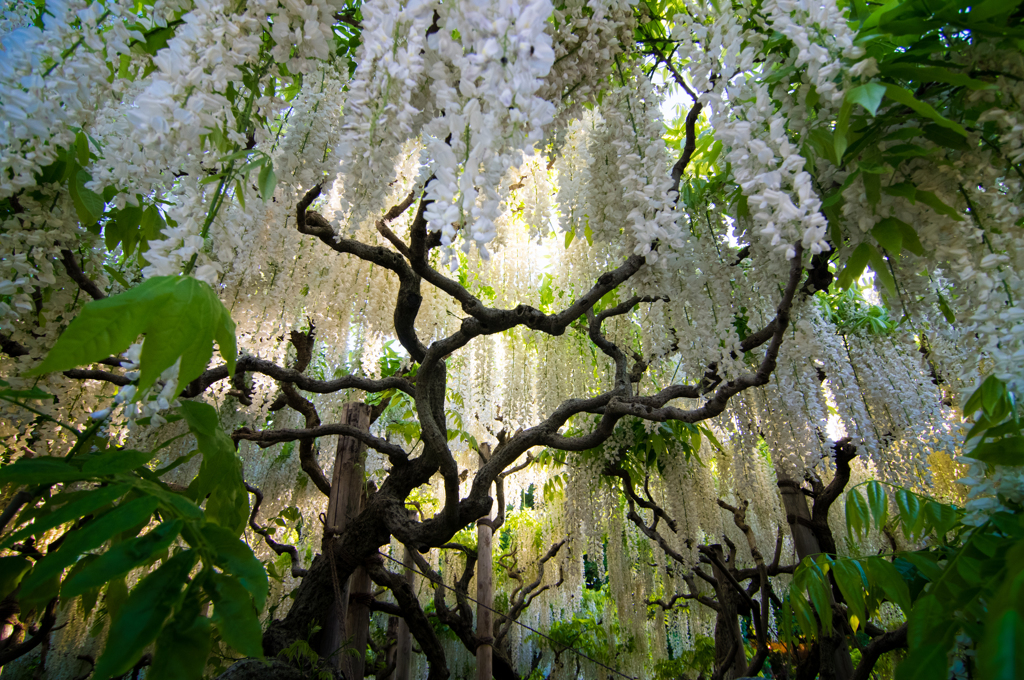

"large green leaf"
[967,437,1024,467]
[896,489,923,538]
[93,549,197,680]
[18,496,160,605]
[846,488,870,541]
[206,573,264,657]
[69,169,105,227]
[0,457,90,486]
[1,484,131,549]
[831,558,868,627]
[979,610,1024,680]
[846,82,886,116]
[0,556,32,599]
[199,523,268,611]
[181,401,248,536]
[81,448,157,475]
[149,597,213,680]
[26,276,236,393]
[62,519,184,599]
[882,84,967,137]
[837,243,872,289]
[867,556,912,613]
[865,481,889,531]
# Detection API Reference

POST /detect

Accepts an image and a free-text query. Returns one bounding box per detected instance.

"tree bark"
[707,545,747,680]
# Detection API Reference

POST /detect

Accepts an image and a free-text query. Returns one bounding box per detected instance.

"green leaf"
[923,501,958,538]
[114,204,144,256]
[871,220,903,255]
[892,219,925,256]
[18,496,160,605]
[846,82,887,116]
[900,551,943,582]
[69,169,105,227]
[867,556,912,613]
[863,171,881,206]
[881,65,995,91]
[1,484,132,550]
[915,190,963,221]
[883,84,968,137]
[0,457,90,486]
[92,549,197,680]
[805,560,834,636]
[132,24,176,56]
[837,243,872,289]
[867,245,897,297]
[257,162,277,202]
[882,182,916,203]
[831,559,868,627]
[937,293,955,323]
[180,401,248,536]
[199,523,268,611]
[866,481,888,531]
[149,598,213,680]
[979,610,1024,680]
[966,436,1024,467]
[896,644,953,680]
[26,276,236,394]
[140,204,166,240]
[81,448,156,475]
[62,519,184,599]
[834,99,853,162]
[846,489,870,541]
[895,489,923,538]
[76,131,91,166]
[64,554,102,615]
[0,556,32,599]
[206,573,263,657]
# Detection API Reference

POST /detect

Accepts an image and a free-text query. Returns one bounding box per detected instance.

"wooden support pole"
[476,509,494,680]
[321,402,371,672]
[344,483,372,680]
[392,541,415,680]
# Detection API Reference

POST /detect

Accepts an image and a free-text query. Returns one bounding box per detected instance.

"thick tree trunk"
[708,545,747,680]
[777,477,821,559]
[776,469,853,680]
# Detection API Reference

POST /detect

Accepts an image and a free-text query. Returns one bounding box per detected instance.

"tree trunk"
[321,402,372,671]
[777,477,821,559]
[708,545,747,680]
[776,475,853,680]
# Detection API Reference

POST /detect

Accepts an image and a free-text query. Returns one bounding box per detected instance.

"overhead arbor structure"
[0,0,1023,677]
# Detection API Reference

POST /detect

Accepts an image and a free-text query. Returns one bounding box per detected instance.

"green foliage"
[0,386,267,679]
[786,374,1024,679]
[654,635,716,680]
[817,286,898,335]
[26,275,236,393]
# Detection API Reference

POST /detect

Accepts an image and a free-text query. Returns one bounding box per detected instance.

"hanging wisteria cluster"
[1,0,1022,675]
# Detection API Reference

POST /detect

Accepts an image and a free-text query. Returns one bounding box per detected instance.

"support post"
[476,503,494,680]
[320,402,371,673]
[392,540,415,680]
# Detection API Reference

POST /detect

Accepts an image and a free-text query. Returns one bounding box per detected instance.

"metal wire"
[377,550,637,680]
